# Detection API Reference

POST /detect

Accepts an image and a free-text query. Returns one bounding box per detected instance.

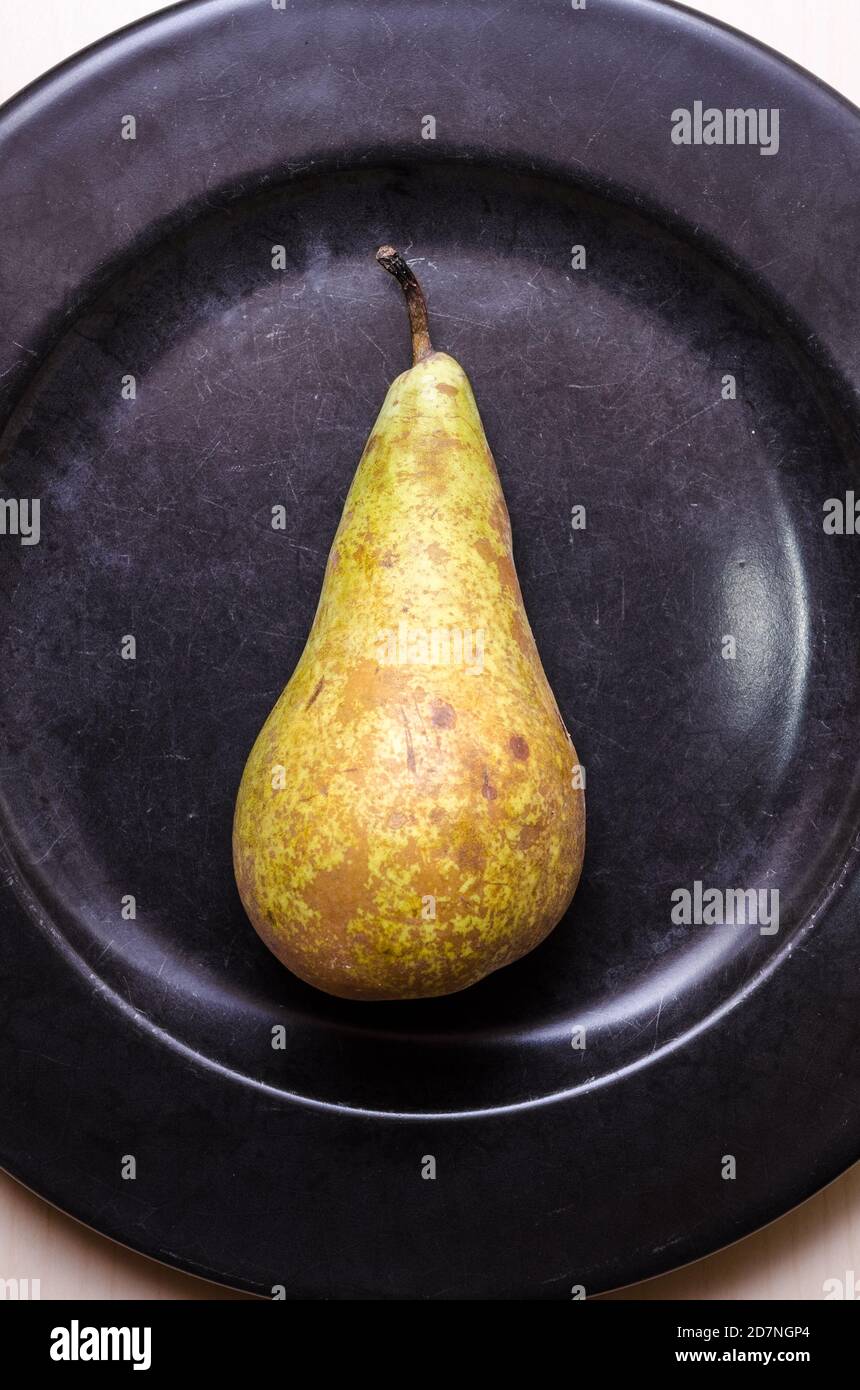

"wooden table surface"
[0,0,857,1300]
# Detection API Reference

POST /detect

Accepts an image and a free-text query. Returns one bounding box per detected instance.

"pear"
[233,247,585,1000]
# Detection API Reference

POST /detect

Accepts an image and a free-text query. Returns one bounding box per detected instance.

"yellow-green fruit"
[233,251,585,1000]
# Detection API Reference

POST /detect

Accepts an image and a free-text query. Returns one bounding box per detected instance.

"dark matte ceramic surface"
[0,0,859,1297]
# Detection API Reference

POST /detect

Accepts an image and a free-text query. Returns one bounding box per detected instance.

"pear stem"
[376,246,433,365]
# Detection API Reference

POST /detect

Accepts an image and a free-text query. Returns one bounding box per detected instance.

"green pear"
[233,247,585,999]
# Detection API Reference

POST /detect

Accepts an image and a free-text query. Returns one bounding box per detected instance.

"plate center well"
[1,162,858,1114]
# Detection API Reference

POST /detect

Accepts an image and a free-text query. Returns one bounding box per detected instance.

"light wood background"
[1,0,858,1301]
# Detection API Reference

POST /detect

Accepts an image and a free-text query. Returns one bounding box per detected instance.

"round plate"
[1,0,859,1298]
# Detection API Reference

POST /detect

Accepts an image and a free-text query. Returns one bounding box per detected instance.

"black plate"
[1,0,859,1299]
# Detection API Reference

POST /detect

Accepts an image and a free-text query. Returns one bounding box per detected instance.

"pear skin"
[233,249,585,999]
